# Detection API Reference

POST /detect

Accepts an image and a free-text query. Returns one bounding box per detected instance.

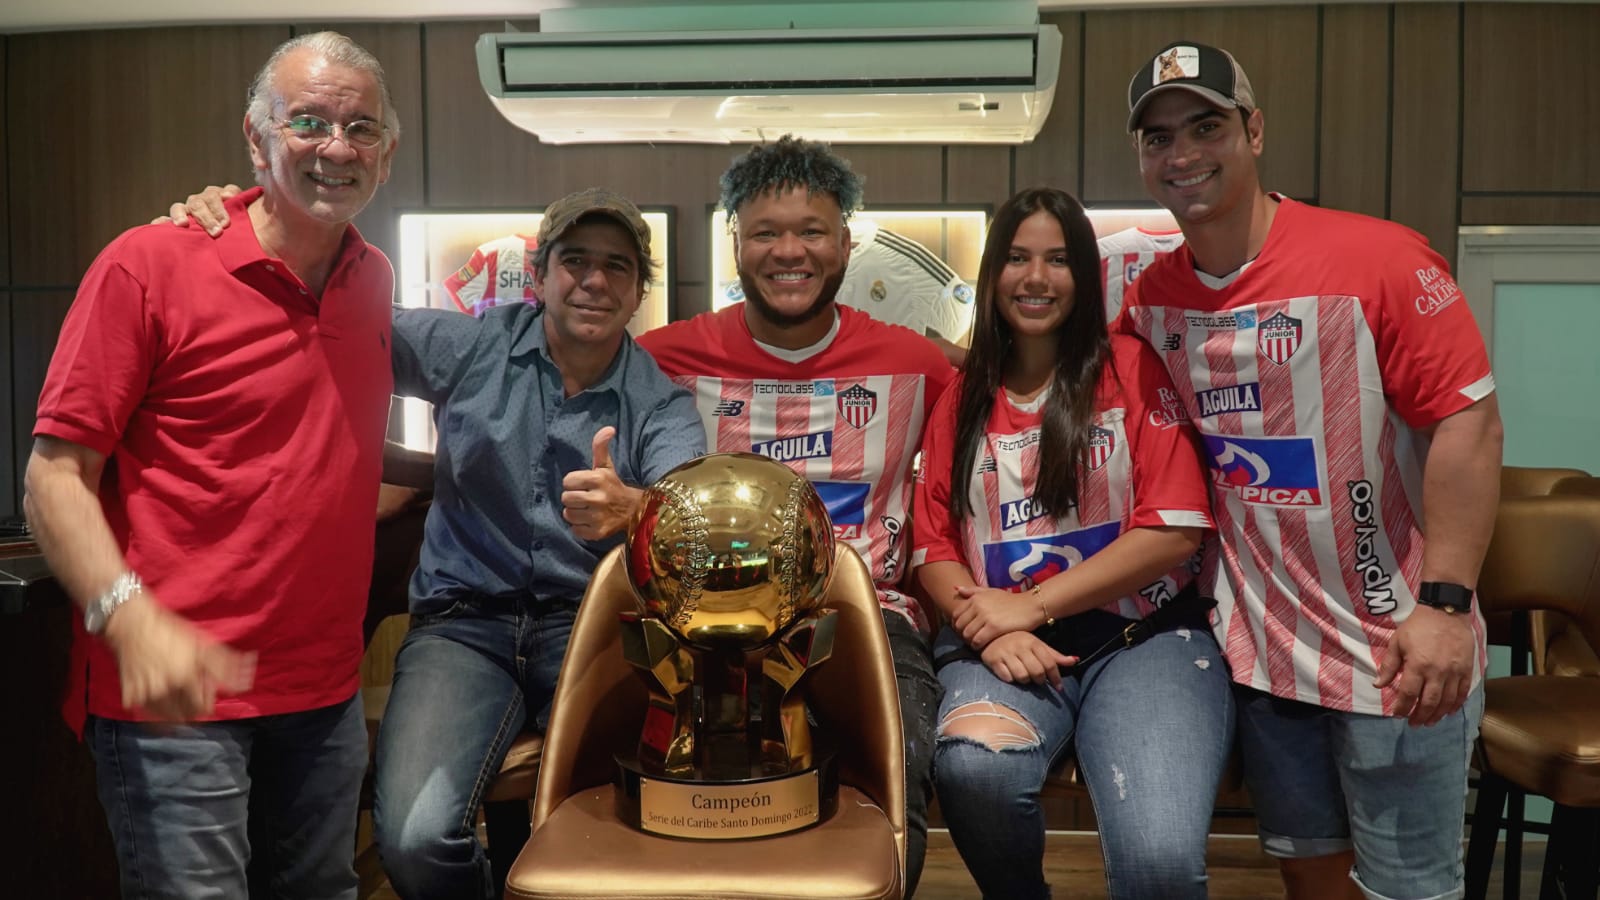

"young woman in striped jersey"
[911,187,1232,899]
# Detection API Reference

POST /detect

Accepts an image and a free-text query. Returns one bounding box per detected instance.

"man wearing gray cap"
[367,187,705,898]
[1117,41,1502,900]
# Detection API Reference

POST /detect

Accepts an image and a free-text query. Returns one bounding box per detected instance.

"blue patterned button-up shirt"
[392,303,704,613]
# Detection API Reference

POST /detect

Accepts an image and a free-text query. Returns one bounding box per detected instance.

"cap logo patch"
[1156,46,1200,83]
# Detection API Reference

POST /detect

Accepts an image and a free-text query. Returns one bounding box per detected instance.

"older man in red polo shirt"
[23,31,398,900]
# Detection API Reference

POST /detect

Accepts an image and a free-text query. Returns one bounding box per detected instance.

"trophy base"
[614,751,839,840]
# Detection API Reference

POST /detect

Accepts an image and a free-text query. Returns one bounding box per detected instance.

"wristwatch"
[1416,581,1474,615]
[84,571,142,635]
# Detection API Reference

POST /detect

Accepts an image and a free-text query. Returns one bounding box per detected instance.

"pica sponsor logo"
[1203,434,1323,508]
[981,522,1121,590]
[813,481,869,541]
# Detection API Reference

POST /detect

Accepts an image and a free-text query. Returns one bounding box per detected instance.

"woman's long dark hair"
[949,187,1110,524]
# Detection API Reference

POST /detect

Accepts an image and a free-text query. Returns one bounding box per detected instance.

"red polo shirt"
[36,187,394,728]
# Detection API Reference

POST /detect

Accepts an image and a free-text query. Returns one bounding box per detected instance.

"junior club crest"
[1086,426,1115,470]
[1257,311,1303,366]
[837,383,878,429]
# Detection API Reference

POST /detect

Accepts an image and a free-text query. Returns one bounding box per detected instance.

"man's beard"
[738,268,845,330]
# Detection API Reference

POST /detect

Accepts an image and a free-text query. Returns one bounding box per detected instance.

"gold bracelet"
[1034,584,1054,626]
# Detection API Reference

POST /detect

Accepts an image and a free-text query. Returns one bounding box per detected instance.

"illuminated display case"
[709,205,1177,314]
[709,207,988,312]
[1084,207,1180,240]
[396,208,673,448]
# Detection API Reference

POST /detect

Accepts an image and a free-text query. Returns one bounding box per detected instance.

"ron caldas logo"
[1202,434,1323,508]
[1085,426,1115,470]
[982,521,1120,589]
[836,383,878,429]
[813,481,870,540]
[1257,312,1303,365]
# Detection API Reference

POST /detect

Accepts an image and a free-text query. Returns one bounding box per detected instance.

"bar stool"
[1463,495,1600,900]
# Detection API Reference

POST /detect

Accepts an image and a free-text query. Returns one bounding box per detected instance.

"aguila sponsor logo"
[753,430,832,463]
[1000,496,1052,529]
[1198,383,1262,418]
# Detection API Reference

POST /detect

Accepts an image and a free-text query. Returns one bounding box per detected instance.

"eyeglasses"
[273,114,386,149]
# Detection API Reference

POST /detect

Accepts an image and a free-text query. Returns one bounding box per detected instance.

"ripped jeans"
[931,624,1234,900]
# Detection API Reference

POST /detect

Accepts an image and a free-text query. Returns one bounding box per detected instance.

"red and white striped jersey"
[912,335,1213,618]
[1119,198,1494,716]
[1099,226,1186,322]
[442,234,539,317]
[640,305,956,630]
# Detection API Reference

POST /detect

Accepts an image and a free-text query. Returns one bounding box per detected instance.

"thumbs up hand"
[561,426,643,541]
[590,427,615,471]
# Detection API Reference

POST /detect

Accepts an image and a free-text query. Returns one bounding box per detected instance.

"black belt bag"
[934,581,1217,674]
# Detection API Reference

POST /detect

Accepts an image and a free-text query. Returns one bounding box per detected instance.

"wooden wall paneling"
[1462,3,1600,194]
[7,27,286,288]
[1389,4,1461,265]
[944,146,1011,208]
[1461,195,1600,227]
[10,292,74,508]
[298,23,428,266]
[420,20,543,210]
[1080,7,1319,205]
[1,292,12,517]
[0,37,9,287]
[1317,4,1390,218]
[1014,12,1082,196]
[424,21,736,310]
[827,145,944,207]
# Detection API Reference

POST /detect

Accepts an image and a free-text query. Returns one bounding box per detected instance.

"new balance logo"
[713,400,745,417]
[1161,333,1182,351]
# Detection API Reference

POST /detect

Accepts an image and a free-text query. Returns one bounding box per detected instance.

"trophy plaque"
[615,452,840,840]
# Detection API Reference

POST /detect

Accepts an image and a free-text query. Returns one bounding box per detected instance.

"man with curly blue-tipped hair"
[639,135,955,896]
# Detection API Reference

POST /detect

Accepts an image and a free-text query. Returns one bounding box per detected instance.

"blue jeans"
[932,624,1234,900]
[372,595,574,900]
[884,610,942,899]
[86,694,367,900]
[1235,683,1484,900]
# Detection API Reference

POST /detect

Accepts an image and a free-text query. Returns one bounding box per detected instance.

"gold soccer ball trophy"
[615,452,840,839]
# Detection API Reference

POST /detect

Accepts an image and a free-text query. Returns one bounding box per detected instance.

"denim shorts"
[1234,683,1484,900]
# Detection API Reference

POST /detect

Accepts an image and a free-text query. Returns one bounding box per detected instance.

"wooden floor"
[363,829,1545,898]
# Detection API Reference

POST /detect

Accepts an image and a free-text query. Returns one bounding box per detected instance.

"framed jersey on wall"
[395,207,674,449]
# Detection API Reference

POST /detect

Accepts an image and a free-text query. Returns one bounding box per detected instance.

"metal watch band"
[85,571,142,635]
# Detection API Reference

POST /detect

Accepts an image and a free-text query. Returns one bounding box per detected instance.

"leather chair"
[1537,477,1600,679]
[1492,466,1590,671]
[1464,495,1600,900]
[504,544,906,900]
[1499,466,1590,501]
[1478,467,1594,887]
